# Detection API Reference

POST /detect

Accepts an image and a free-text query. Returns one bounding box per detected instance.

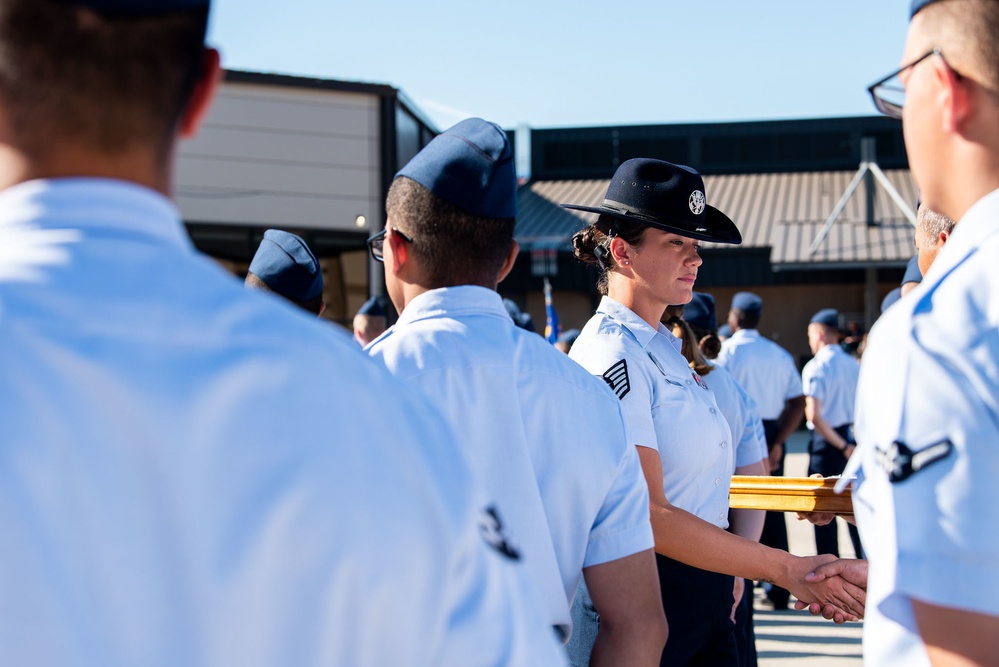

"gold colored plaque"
[729,476,853,515]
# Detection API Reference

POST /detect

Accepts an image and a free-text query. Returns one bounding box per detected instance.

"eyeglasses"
[366,227,413,262]
[868,48,957,119]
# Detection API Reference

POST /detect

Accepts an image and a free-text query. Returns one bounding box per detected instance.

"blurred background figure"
[801,309,863,559]
[899,255,923,297]
[716,292,806,610]
[554,328,580,354]
[914,203,955,276]
[245,229,325,316]
[503,297,537,332]
[353,296,388,346]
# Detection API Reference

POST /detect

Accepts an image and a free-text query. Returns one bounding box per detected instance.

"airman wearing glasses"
[366,118,667,664]
[801,1,999,664]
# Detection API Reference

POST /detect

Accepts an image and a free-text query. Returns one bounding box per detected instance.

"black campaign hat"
[560,158,742,245]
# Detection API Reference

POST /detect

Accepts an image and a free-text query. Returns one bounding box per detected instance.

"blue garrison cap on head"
[717,323,732,338]
[902,256,923,286]
[731,292,762,314]
[56,0,209,13]
[811,308,840,328]
[248,230,323,302]
[684,292,717,332]
[397,118,516,219]
[911,0,942,18]
[357,296,385,318]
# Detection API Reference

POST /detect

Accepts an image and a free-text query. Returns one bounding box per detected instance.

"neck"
[0,142,172,197]
[607,280,665,329]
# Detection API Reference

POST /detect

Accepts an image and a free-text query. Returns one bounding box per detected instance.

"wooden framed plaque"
[729,476,853,515]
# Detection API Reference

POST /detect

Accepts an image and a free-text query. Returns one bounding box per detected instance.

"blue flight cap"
[556,329,580,345]
[684,292,717,332]
[717,323,732,338]
[396,118,516,219]
[731,292,762,314]
[503,298,535,332]
[248,230,323,302]
[881,287,903,313]
[357,296,385,318]
[55,0,209,13]
[910,0,941,18]
[810,308,840,328]
[902,256,923,286]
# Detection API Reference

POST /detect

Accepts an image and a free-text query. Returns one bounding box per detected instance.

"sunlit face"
[629,229,703,306]
[381,222,407,315]
[807,322,825,355]
[901,16,944,211]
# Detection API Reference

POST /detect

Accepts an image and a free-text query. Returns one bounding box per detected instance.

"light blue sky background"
[207,1,913,131]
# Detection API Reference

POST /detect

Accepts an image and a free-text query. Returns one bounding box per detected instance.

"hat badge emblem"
[689,190,706,215]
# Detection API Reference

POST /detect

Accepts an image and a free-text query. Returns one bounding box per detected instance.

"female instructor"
[562,159,864,666]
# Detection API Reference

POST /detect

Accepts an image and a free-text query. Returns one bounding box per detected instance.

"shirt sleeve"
[584,441,655,568]
[784,353,805,401]
[801,359,825,401]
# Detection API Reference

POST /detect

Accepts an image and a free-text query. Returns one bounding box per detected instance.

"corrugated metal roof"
[516,169,918,267]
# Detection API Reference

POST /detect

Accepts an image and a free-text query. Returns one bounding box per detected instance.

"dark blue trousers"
[657,555,739,667]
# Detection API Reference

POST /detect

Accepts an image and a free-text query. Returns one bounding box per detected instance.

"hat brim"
[560,203,742,245]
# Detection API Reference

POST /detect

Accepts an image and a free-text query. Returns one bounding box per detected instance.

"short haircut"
[916,203,956,239]
[731,308,760,330]
[386,176,516,288]
[0,0,209,161]
[245,272,324,315]
[918,0,999,93]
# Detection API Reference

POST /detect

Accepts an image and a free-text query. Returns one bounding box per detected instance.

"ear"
[938,229,950,245]
[936,57,971,133]
[497,240,520,283]
[318,301,326,318]
[178,48,222,140]
[387,226,408,276]
[608,236,630,266]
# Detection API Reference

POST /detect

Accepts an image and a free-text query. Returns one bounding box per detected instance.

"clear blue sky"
[207,1,913,131]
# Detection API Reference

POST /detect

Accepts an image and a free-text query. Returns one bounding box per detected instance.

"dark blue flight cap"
[397,118,516,219]
[717,323,732,338]
[902,256,923,286]
[810,308,840,328]
[560,158,742,245]
[731,291,762,314]
[56,0,209,13]
[248,230,323,302]
[503,298,535,332]
[357,296,385,318]
[684,292,717,332]
[910,0,942,18]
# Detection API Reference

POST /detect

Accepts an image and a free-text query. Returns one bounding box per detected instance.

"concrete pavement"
[755,431,864,667]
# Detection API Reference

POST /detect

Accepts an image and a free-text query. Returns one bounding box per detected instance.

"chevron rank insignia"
[876,438,954,483]
[602,359,631,399]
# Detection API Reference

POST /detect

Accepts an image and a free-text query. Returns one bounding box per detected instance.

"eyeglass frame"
[366,227,414,262]
[867,48,961,119]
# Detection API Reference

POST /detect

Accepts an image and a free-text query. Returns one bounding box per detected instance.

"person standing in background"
[716,292,806,610]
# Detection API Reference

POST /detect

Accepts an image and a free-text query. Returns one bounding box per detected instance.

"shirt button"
[719,513,726,521]
[709,408,717,414]
[686,379,692,385]
[720,441,727,448]
[714,477,721,486]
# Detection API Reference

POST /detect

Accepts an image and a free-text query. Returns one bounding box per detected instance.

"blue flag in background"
[543,277,560,344]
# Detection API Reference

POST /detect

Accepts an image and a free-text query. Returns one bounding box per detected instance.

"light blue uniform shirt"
[845,187,999,666]
[0,179,565,667]
[717,329,803,421]
[570,297,734,528]
[701,363,768,469]
[801,344,860,430]
[368,286,653,635]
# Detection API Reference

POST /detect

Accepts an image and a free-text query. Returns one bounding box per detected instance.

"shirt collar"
[395,285,508,328]
[596,295,680,352]
[0,178,190,250]
[730,328,759,341]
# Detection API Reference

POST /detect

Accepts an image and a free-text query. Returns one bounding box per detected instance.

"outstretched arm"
[636,446,865,620]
